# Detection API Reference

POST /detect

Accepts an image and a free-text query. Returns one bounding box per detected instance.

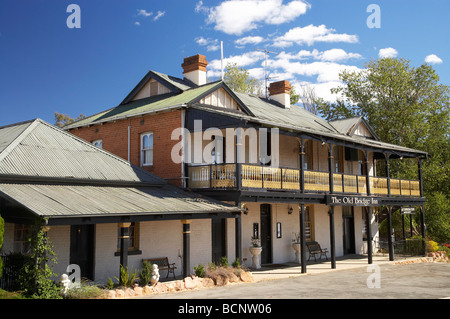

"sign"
[401,207,416,214]
[326,195,381,207]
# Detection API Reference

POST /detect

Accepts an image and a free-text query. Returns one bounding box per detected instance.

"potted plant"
[249,236,262,269]
[292,233,301,264]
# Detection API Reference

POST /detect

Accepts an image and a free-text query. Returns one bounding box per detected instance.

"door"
[70,224,95,280]
[342,207,355,254]
[260,204,272,264]
[211,219,226,264]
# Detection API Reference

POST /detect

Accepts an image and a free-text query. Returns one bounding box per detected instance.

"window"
[117,222,139,252]
[14,224,32,254]
[141,132,153,166]
[92,139,103,149]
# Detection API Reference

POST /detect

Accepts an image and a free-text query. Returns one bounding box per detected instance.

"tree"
[223,62,262,96]
[319,57,450,243]
[54,112,86,128]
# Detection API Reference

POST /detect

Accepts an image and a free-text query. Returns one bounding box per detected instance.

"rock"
[115,289,125,298]
[124,288,135,298]
[134,286,143,296]
[200,277,215,288]
[239,271,254,283]
[213,274,229,286]
[184,276,198,289]
[165,282,176,292]
[143,285,153,295]
[153,282,168,293]
[228,272,240,283]
[175,280,185,291]
[107,290,116,299]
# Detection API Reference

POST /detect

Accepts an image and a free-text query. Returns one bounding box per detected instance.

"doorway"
[211,218,226,264]
[342,207,355,254]
[260,204,272,264]
[70,224,95,280]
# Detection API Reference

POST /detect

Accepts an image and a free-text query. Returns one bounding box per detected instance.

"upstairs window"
[141,132,153,166]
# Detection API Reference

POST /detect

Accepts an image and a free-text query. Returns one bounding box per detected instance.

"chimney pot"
[182,54,208,86]
[268,80,292,108]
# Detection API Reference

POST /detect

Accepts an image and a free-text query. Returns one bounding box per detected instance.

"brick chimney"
[268,80,292,109]
[181,54,208,86]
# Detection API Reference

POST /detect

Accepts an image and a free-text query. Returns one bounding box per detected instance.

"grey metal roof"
[0,119,164,184]
[0,119,240,220]
[63,72,427,158]
[0,183,239,219]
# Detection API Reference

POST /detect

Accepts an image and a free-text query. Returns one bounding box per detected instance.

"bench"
[142,257,177,279]
[306,241,328,261]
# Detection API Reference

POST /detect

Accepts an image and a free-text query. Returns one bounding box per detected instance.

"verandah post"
[118,222,131,285]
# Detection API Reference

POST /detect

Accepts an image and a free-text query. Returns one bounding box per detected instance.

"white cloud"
[209,51,266,71]
[425,54,443,64]
[378,47,398,58]
[195,37,220,51]
[134,21,141,26]
[276,49,362,62]
[235,36,265,46]
[137,9,153,17]
[316,49,362,62]
[198,0,310,35]
[273,24,358,47]
[153,10,165,21]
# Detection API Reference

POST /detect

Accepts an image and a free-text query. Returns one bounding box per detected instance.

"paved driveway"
[139,262,450,299]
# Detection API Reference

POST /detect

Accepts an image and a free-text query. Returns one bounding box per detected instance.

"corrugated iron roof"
[0,183,239,218]
[0,119,240,219]
[0,119,165,184]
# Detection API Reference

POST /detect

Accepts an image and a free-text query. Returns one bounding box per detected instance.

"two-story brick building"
[66,54,428,272]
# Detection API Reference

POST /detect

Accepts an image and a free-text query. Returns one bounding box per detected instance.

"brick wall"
[69,110,183,186]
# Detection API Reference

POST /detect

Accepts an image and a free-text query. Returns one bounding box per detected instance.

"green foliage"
[219,256,229,267]
[114,265,138,288]
[106,277,115,290]
[427,240,439,252]
[319,57,450,243]
[223,62,262,95]
[139,261,153,286]
[63,282,108,299]
[232,258,241,269]
[18,220,61,299]
[54,112,86,128]
[194,264,205,278]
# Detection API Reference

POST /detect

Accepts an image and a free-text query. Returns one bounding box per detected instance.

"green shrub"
[232,258,241,269]
[114,265,139,288]
[427,240,439,252]
[64,283,108,299]
[106,277,115,290]
[18,221,61,299]
[139,261,152,286]
[220,257,229,267]
[194,264,205,277]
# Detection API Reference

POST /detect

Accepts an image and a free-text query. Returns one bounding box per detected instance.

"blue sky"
[0,0,448,127]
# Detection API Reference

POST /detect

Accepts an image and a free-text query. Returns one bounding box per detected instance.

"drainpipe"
[127,120,131,162]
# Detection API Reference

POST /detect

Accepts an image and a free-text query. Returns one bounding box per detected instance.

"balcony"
[187,163,420,197]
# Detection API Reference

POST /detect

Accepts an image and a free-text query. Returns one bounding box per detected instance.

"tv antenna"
[255,48,278,98]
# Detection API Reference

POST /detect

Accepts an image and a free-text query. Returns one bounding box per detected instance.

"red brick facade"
[69,110,183,186]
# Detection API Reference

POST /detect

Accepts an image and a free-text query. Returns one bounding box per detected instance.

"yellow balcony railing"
[187,164,420,197]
